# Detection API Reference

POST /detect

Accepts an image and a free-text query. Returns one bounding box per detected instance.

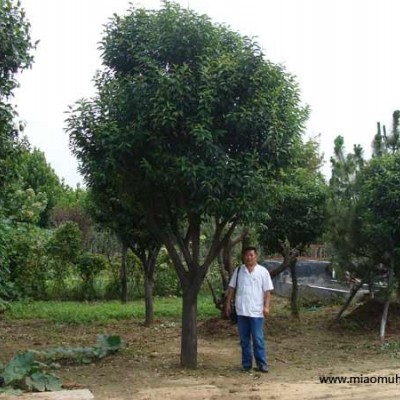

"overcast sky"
[13,0,400,187]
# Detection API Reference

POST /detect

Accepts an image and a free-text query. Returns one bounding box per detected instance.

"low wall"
[262,259,369,301]
[272,280,367,302]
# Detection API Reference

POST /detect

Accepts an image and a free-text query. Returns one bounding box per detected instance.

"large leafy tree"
[0,1,36,297]
[0,0,35,192]
[68,2,307,368]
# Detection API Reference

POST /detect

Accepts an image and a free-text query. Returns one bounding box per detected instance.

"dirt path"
[133,369,400,400]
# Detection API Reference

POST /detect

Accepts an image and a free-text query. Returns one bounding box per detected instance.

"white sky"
[13,0,400,187]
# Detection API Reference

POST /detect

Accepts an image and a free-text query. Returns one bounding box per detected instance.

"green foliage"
[25,372,60,392]
[0,184,50,299]
[77,253,107,299]
[0,298,10,313]
[257,138,327,317]
[328,114,400,297]
[16,147,63,227]
[6,222,50,298]
[153,247,180,296]
[378,341,400,358]
[32,334,123,364]
[3,186,47,225]
[1,351,61,392]
[50,186,93,251]
[67,2,309,365]
[329,135,365,200]
[5,296,219,323]
[327,136,373,282]
[357,154,400,280]
[67,2,308,311]
[0,0,36,191]
[47,221,82,287]
[0,335,121,394]
[261,167,328,254]
[0,0,35,97]
[372,110,400,156]
[0,143,59,300]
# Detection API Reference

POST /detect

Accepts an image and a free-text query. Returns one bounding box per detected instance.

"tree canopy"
[68,1,308,367]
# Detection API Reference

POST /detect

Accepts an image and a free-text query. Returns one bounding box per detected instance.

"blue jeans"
[237,315,267,369]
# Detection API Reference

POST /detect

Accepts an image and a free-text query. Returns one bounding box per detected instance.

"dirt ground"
[1,298,400,399]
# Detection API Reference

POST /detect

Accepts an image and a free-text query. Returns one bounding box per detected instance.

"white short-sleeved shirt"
[228,264,274,318]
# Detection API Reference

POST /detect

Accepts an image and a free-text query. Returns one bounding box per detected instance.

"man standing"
[225,246,273,372]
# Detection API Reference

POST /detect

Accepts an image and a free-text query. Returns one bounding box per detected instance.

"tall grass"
[5,295,219,324]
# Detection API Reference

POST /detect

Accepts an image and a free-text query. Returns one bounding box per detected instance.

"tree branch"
[202,218,238,273]
[145,210,188,286]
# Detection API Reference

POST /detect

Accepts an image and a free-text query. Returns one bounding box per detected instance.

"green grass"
[4,295,219,324]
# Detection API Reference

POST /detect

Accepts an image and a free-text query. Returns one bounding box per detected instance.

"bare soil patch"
[344,300,400,331]
[1,298,400,399]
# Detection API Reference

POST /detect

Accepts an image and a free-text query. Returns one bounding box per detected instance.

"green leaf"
[25,372,61,392]
[96,334,122,353]
[3,351,35,385]
[0,387,23,396]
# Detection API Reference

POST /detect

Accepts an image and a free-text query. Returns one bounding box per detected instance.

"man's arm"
[263,291,272,317]
[224,287,235,318]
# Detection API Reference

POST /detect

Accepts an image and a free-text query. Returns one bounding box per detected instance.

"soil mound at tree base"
[198,317,238,338]
[344,300,400,332]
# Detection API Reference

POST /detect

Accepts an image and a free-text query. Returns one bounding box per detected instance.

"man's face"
[243,250,257,267]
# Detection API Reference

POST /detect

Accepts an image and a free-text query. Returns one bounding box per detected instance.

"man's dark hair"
[242,246,257,255]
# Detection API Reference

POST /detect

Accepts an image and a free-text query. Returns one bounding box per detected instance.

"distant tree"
[16,146,63,227]
[329,135,364,199]
[372,110,400,156]
[327,136,370,282]
[68,2,307,368]
[260,167,328,317]
[0,186,49,299]
[328,115,400,341]
[356,154,400,341]
[77,252,107,300]
[87,184,161,326]
[47,221,82,290]
[50,186,92,248]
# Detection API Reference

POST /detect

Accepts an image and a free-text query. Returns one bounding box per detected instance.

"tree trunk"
[217,251,228,290]
[380,299,390,343]
[241,231,251,253]
[144,272,154,327]
[335,280,363,322]
[206,277,222,311]
[270,258,291,279]
[137,247,159,327]
[289,259,299,319]
[147,217,238,369]
[120,243,128,304]
[380,263,394,342]
[180,285,198,369]
[222,241,234,281]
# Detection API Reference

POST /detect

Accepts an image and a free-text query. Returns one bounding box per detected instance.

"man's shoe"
[258,365,269,373]
[241,366,252,372]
